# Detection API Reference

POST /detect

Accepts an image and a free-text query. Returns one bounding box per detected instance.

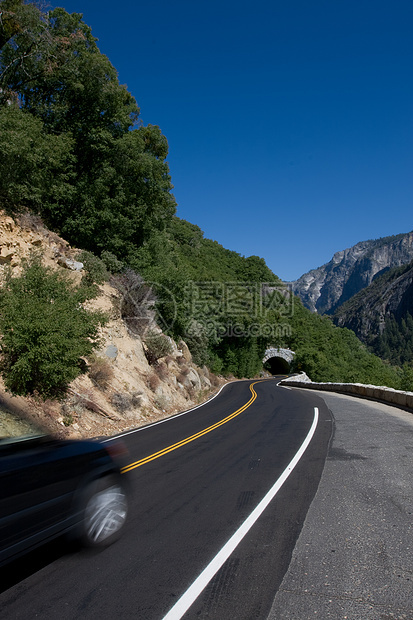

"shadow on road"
[0,537,76,594]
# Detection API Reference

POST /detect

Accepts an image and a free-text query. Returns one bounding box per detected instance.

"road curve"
[0,379,332,620]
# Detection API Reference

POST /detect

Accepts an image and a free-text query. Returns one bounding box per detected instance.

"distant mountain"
[292,232,413,314]
[333,261,413,365]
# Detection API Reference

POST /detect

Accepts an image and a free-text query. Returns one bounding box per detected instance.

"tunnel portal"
[263,356,291,375]
[262,347,295,376]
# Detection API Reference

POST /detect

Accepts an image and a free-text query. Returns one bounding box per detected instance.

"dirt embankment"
[0,211,225,439]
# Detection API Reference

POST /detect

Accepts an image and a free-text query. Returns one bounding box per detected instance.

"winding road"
[3,379,412,618]
[0,378,332,619]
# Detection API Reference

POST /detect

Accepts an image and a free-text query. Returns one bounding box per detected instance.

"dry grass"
[154,361,168,381]
[209,373,221,387]
[110,391,142,412]
[88,356,114,391]
[186,386,196,400]
[147,372,160,391]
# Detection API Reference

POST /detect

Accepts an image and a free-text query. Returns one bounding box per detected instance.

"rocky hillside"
[292,232,413,314]
[333,261,413,352]
[0,211,225,439]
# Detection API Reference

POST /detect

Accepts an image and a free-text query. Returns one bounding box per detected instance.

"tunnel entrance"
[263,356,290,375]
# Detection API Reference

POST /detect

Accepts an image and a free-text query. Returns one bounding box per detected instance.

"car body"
[0,411,129,567]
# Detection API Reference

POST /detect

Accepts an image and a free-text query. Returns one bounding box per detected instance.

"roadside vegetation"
[0,0,412,396]
[287,300,410,389]
[0,256,106,397]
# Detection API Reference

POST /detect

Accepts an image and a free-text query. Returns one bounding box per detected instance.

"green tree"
[63,124,176,258]
[0,104,74,214]
[0,0,24,50]
[287,297,402,388]
[399,363,413,392]
[0,257,107,397]
[1,4,138,132]
[1,3,176,255]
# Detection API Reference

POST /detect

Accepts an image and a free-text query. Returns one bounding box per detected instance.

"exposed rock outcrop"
[292,232,413,314]
[333,261,413,343]
[0,210,224,439]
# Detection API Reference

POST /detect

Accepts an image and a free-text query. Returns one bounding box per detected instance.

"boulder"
[178,340,192,363]
[57,256,84,271]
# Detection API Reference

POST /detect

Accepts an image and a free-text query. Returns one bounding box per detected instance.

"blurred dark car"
[0,410,129,567]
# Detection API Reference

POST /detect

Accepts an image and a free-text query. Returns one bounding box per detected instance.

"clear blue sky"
[55,0,412,281]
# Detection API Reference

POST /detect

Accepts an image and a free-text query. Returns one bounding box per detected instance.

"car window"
[0,407,46,444]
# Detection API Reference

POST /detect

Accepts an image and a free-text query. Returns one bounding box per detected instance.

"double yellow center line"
[121,381,260,474]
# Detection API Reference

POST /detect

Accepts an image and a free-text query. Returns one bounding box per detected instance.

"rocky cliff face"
[292,232,413,314]
[332,261,413,344]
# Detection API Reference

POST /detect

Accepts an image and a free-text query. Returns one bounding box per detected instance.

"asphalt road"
[0,379,331,620]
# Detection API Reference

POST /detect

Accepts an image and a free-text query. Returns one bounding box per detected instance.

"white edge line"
[162,406,320,620]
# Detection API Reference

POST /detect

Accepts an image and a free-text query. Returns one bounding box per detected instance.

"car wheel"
[79,475,128,547]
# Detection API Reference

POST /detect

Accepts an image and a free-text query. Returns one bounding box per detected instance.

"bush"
[111,392,132,412]
[111,392,143,412]
[177,372,188,385]
[100,251,124,274]
[0,256,107,398]
[184,320,210,366]
[147,373,160,391]
[399,363,413,392]
[77,250,109,285]
[144,330,173,365]
[88,355,114,391]
[154,361,168,381]
[111,269,156,336]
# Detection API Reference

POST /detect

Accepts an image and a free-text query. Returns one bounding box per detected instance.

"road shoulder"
[267,390,413,620]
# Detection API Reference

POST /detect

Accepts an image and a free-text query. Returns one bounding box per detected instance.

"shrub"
[185,321,210,366]
[399,363,413,392]
[154,361,168,381]
[111,269,156,336]
[63,411,74,426]
[111,392,143,412]
[209,372,221,387]
[155,395,169,411]
[144,330,173,365]
[100,251,124,274]
[0,256,107,398]
[111,392,132,412]
[130,391,143,407]
[77,250,109,285]
[88,356,114,391]
[186,386,196,400]
[147,373,160,391]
